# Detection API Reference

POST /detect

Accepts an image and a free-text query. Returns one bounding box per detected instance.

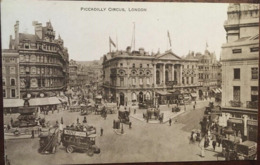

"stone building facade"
[221,3,259,142]
[102,47,199,106]
[8,21,69,98]
[2,50,20,99]
[69,59,78,87]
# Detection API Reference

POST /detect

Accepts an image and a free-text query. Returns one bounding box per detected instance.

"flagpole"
[116,33,118,51]
[109,37,111,53]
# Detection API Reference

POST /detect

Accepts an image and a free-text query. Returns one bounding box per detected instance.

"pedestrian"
[193,104,195,110]
[10,118,13,126]
[129,122,132,129]
[100,127,103,136]
[61,117,63,124]
[83,116,87,123]
[31,130,34,138]
[77,117,79,124]
[169,118,172,126]
[52,109,54,114]
[134,109,136,114]
[175,118,178,123]
[212,134,217,151]
[113,120,116,129]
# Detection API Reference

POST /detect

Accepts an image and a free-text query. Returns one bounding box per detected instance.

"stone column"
[172,64,175,81]
[180,65,182,85]
[162,64,165,86]
[153,64,156,87]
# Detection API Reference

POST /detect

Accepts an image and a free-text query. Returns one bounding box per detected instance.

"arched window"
[11,78,15,86]
[145,92,151,100]
[132,93,137,101]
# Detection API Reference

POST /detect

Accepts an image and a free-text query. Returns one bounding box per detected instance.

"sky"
[1,0,229,61]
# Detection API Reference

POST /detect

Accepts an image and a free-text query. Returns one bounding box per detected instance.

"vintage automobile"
[236,141,257,160]
[104,103,117,114]
[204,102,221,115]
[118,110,130,124]
[38,128,60,154]
[80,104,94,115]
[61,128,100,156]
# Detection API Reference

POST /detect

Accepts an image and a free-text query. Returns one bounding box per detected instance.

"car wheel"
[87,148,94,157]
[66,145,74,153]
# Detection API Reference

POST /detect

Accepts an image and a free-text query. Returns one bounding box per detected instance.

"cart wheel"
[66,145,74,153]
[52,146,56,154]
[87,148,94,157]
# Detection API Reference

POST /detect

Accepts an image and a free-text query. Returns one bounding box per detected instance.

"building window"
[233,86,240,101]
[31,67,36,74]
[11,89,16,98]
[25,55,30,62]
[132,77,136,85]
[2,67,6,73]
[146,77,150,85]
[3,89,6,98]
[24,43,29,49]
[120,63,123,67]
[234,68,240,80]
[3,78,6,86]
[232,49,242,54]
[147,64,149,67]
[139,78,143,85]
[11,78,16,86]
[20,67,25,74]
[182,77,185,84]
[250,47,259,52]
[30,55,36,62]
[251,67,258,79]
[191,77,194,84]
[140,64,142,68]
[251,86,258,102]
[10,67,15,74]
[186,77,189,84]
[120,78,124,86]
[20,55,24,62]
[132,64,135,68]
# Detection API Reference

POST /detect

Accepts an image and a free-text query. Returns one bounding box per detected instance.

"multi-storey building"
[221,3,259,142]
[2,49,20,99]
[8,21,69,98]
[103,47,199,106]
[69,59,78,87]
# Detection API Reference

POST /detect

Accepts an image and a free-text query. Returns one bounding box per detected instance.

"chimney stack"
[34,22,43,39]
[139,48,144,55]
[14,21,19,49]
[126,46,131,54]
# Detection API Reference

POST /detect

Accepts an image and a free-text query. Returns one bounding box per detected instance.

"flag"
[167,30,172,47]
[109,37,116,48]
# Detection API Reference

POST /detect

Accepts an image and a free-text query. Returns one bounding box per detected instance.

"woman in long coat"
[199,138,205,157]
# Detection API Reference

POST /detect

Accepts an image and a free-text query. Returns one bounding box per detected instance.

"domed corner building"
[8,20,69,99]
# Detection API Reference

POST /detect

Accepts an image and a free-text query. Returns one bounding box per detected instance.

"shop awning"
[3,99,24,108]
[228,118,243,124]
[190,93,197,98]
[156,91,171,96]
[168,90,181,95]
[29,97,61,106]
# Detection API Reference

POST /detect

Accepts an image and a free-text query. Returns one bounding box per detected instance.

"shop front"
[247,120,258,142]
[227,118,244,139]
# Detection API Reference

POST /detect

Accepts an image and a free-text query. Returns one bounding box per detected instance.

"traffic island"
[130,110,185,124]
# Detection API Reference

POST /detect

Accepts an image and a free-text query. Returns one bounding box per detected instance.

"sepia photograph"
[1,0,259,165]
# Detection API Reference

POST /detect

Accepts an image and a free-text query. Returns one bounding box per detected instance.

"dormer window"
[24,43,29,49]
[232,49,242,54]
[250,47,259,52]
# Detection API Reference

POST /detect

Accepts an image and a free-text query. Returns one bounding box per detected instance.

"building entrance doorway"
[119,93,125,106]
[139,92,144,103]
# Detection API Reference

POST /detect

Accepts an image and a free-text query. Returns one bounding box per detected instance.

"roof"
[155,50,182,60]
[19,33,38,43]
[3,99,24,108]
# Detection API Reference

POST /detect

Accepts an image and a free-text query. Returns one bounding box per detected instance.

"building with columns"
[102,47,199,106]
[7,21,69,98]
[221,3,259,142]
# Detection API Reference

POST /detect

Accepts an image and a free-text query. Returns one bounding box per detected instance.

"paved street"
[4,99,224,165]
